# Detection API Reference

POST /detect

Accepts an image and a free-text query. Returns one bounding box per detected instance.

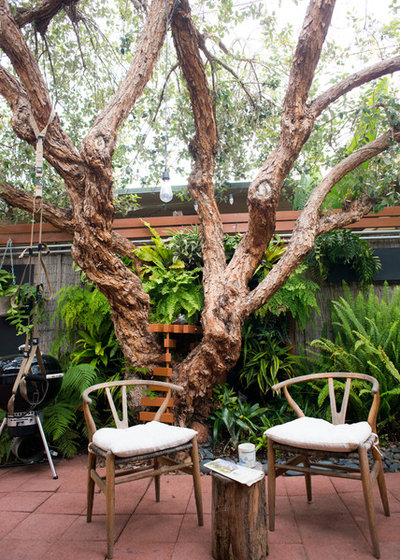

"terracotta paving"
[0,455,399,559]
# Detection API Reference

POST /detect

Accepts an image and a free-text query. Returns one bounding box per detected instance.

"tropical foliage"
[51,277,124,371]
[239,321,299,395]
[309,284,400,431]
[209,384,271,450]
[134,223,203,324]
[305,229,381,284]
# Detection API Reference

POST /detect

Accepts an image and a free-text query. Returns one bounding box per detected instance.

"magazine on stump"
[204,458,264,486]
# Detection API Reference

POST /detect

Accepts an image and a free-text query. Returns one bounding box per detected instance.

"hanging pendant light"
[160,167,173,203]
[160,0,173,203]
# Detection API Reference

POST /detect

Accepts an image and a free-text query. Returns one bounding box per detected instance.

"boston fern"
[134,222,203,324]
[142,267,203,324]
[309,283,400,431]
[305,229,381,284]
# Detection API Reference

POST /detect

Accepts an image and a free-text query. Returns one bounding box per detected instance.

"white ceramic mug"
[238,442,256,468]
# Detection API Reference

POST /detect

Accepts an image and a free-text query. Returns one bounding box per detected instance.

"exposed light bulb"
[229,193,234,205]
[160,168,173,203]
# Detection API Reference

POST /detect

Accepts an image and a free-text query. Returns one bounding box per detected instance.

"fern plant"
[309,283,400,431]
[256,265,320,329]
[51,281,124,371]
[305,229,381,284]
[142,267,203,324]
[134,223,203,324]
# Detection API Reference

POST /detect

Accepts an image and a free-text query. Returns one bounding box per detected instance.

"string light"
[160,0,173,203]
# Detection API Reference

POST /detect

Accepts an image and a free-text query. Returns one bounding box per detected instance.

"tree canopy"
[1,0,400,426]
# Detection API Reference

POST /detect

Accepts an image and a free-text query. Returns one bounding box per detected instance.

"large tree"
[1,0,399,431]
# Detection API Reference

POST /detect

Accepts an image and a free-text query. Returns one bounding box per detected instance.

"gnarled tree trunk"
[1,0,400,431]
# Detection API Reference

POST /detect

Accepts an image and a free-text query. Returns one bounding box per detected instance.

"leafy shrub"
[239,322,299,394]
[309,283,400,431]
[209,384,271,450]
[51,280,124,372]
[134,223,203,324]
[305,229,381,284]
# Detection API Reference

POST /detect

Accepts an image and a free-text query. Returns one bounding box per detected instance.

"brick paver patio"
[0,455,399,559]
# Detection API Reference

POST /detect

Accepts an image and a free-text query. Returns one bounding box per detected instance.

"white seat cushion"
[92,421,197,457]
[264,417,372,452]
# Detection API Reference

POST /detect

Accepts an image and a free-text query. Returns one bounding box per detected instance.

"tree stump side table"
[211,471,268,560]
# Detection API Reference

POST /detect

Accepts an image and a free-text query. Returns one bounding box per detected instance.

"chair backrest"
[82,379,183,441]
[272,372,379,430]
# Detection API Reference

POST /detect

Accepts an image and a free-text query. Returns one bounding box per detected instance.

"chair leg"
[372,446,390,517]
[190,437,204,526]
[267,438,276,531]
[304,455,312,503]
[154,457,161,502]
[105,452,116,559]
[87,451,96,522]
[359,445,380,559]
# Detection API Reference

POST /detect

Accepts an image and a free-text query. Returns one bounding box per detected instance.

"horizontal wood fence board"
[1,208,400,247]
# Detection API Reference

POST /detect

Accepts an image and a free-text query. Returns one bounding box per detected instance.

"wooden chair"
[265,372,390,559]
[82,379,203,559]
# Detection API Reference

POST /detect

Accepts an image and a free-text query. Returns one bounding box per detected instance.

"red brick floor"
[0,455,399,559]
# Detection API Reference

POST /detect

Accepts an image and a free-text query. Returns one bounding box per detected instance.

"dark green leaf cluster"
[305,229,381,285]
[309,283,400,432]
[239,324,299,395]
[51,281,124,372]
[208,384,271,450]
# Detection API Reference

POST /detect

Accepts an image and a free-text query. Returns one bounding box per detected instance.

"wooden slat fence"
[1,207,400,246]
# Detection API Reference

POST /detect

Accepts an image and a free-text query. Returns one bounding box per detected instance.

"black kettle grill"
[0,353,63,478]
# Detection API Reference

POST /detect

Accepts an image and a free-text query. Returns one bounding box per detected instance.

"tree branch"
[0,180,138,261]
[82,0,171,167]
[171,0,225,279]
[14,0,68,32]
[243,128,400,317]
[196,32,257,110]
[283,0,335,114]
[0,0,53,120]
[228,1,337,290]
[0,181,75,232]
[0,66,85,194]
[311,55,400,118]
